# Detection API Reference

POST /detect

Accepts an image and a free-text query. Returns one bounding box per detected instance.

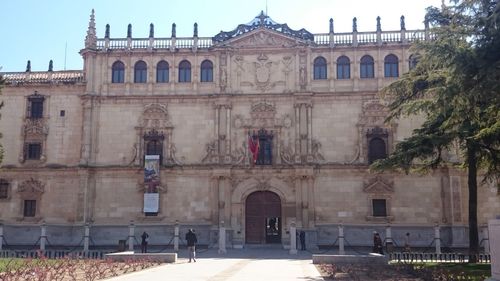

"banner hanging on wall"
[144,155,160,185]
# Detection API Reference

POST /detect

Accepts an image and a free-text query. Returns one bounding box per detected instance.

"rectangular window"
[0,180,8,199]
[30,99,44,118]
[26,143,42,160]
[372,199,387,217]
[23,200,37,217]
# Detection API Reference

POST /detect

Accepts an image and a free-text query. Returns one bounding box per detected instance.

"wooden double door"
[245,191,282,244]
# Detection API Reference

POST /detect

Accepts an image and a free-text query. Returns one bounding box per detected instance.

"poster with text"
[143,193,159,213]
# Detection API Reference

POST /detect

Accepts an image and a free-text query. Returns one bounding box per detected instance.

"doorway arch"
[245,191,281,244]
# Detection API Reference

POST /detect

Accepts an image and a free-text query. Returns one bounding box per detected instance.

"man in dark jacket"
[185,229,198,262]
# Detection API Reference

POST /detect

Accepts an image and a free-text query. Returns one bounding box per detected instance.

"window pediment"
[18,178,45,195]
[363,177,394,194]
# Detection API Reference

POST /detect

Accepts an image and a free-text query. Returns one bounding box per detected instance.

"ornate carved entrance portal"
[245,191,281,244]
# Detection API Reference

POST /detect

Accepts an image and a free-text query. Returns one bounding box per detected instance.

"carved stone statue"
[311,139,325,162]
[280,141,294,165]
[202,141,218,163]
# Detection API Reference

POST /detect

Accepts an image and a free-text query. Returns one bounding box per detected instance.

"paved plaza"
[104,248,325,281]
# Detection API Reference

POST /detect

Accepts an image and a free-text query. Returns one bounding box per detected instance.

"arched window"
[336,56,350,79]
[313,56,327,80]
[156,61,169,83]
[368,138,387,164]
[111,61,125,83]
[134,61,147,83]
[178,60,191,82]
[144,130,164,164]
[409,54,419,70]
[384,54,399,77]
[200,60,213,82]
[360,55,375,78]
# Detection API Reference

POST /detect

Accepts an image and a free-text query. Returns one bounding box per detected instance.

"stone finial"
[171,23,176,37]
[127,24,132,38]
[149,23,154,38]
[376,16,381,31]
[105,24,110,39]
[48,60,53,72]
[352,17,357,32]
[329,18,334,33]
[194,22,198,37]
[84,9,97,48]
[400,15,406,30]
[26,60,31,72]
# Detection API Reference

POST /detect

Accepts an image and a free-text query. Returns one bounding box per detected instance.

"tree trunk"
[467,143,479,263]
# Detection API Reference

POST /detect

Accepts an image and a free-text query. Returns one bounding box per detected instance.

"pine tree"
[372,0,500,262]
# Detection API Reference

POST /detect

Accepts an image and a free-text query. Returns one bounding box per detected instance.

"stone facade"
[0,11,498,249]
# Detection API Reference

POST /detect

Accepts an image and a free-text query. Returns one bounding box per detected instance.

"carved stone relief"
[233,101,293,130]
[19,118,49,164]
[363,176,394,194]
[355,100,395,164]
[254,53,274,92]
[230,30,298,48]
[133,103,182,166]
[18,178,45,195]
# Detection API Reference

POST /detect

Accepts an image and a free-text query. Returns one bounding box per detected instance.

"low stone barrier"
[312,254,388,265]
[105,251,177,263]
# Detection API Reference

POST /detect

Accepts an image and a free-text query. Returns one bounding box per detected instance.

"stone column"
[338,224,345,255]
[301,177,309,228]
[83,223,90,252]
[385,224,393,252]
[218,221,226,254]
[174,221,179,252]
[128,221,135,251]
[307,105,312,156]
[294,177,303,227]
[215,106,220,154]
[482,224,490,254]
[226,106,231,158]
[487,219,500,281]
[40,222,47,251]
[289,223,297,255]
[294,105,300,162]
[434,224,441,254]
[0,223,3,251]
[307,176,315,228]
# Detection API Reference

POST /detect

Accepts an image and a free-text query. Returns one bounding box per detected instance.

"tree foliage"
[372,0,500,261]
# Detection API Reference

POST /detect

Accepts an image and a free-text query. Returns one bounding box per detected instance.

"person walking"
[185,229,198,262]
[141,231,149,253]
[404,232,411,252]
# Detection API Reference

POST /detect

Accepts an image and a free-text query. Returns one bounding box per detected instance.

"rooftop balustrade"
[93,28,428,51]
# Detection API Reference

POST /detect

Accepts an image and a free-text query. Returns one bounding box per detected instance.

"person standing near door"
[141,231,149,253]
[299,230,306,250]
[185,229,198,262]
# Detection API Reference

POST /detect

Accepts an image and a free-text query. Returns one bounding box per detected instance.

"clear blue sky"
[0,0,441,72]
